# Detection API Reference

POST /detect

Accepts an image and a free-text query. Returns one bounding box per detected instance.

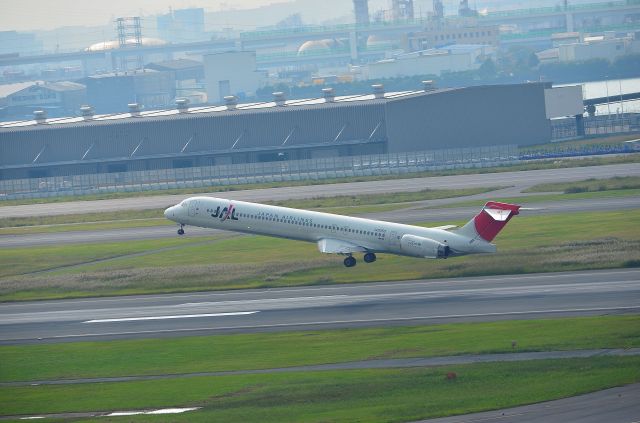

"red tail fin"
[473,201,520,242]
[457,201,520,242]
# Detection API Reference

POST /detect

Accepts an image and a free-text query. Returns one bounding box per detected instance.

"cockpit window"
[180,200,188,208]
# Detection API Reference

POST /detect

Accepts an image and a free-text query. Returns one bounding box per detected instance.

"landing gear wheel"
[343,256,357,268]
[177,224,185,236]
[363,252,377,263]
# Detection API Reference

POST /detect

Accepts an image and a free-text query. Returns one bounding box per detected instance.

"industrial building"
[0,81,86,120]
[364,44,495,79]
[84,69,175,114]
[0,82,569,180]
[203,51,264,103]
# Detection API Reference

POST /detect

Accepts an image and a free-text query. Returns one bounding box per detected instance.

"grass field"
[1,209,637,301]
[524,175,640,193]
[1,315,637,383]
[1,357,639,421]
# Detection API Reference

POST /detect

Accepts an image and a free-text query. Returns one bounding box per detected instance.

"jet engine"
[400,234,450,258]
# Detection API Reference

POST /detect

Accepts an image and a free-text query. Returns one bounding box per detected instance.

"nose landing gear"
[177,224,185,235]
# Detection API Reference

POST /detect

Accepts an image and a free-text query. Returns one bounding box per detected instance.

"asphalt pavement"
[417,383,640,423]
[1,268,638,344]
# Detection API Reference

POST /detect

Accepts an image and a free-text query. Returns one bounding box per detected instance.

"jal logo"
[211,204,239,221]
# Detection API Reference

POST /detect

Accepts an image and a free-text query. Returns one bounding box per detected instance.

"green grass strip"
[1,315,638,383]
[1,357,639,421]
[524,175,640,194]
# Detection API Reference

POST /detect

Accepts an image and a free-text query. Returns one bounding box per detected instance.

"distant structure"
[353,0,370,26]
[115,17,144,71]
[0,81,86,119]
[84,70,175,114]
[458,0,478,17]
[405,22,499,51]
[365,44,495,79]
[157,8,205,43]
[432,0,444,20]
[392,0,414,21]
[0,31,42,56]
[203,51,264,103]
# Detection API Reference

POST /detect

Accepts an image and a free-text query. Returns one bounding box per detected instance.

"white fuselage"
[164,196,496,258]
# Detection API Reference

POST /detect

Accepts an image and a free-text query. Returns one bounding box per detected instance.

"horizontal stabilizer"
[317,238,368,254]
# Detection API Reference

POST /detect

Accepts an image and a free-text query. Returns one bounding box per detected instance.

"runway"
[418,383,640,423]
[2,162,638,219]
[1,268,638,345]
[2,195,639,247]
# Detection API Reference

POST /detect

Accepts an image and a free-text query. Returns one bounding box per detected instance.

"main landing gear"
[343,253,377,267]
[343,256,356,267]
[177,224,185,235]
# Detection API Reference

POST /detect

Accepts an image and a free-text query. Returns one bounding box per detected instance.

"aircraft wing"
[317,238,369,254]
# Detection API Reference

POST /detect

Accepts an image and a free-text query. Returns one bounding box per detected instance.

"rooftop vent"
[33,110,47,124]
[322,87,335,102]
[273,91,286,106]
[422,80,436,92]
[128,103,141,116]
[224,95,238,110]
[176,98,190,113]
[80,105,94,120]
[372,84,385,99]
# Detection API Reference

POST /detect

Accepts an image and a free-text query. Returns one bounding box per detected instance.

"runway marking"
[83,311,259,324]
[18,305,640,342]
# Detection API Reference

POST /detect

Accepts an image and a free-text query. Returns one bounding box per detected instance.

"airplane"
[164,196,520,267]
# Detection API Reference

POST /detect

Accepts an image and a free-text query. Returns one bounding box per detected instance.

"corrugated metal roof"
[0,88,442,131]
[0,81,38,99]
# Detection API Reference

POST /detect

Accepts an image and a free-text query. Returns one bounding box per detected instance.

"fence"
[551,113,640,140]
[0,145,518,201]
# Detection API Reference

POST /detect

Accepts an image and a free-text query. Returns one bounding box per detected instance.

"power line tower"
[115,17,144,71]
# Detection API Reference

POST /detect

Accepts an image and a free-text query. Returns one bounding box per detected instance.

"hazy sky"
[0,0,286,31]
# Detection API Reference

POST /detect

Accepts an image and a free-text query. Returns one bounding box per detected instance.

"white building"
[558,33,640,62]
[364,44,495,80]
[203,51,264,103]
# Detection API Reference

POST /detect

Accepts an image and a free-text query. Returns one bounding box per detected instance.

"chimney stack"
[33,110,47,124]
[80,105,94,120]
[372,84,385,99]
[128,103,141,117]
[273,91,286,106]
[422,80,436,91]
[322,87,335,102]
[176,98,190,113]
[224,95,238,110]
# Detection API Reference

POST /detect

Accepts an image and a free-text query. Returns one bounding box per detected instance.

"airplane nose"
[164,206,174,219]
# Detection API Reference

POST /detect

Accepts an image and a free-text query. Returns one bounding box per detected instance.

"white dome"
[86,37,167,52]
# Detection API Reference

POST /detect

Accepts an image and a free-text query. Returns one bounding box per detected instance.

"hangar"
[0,82,553,180]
